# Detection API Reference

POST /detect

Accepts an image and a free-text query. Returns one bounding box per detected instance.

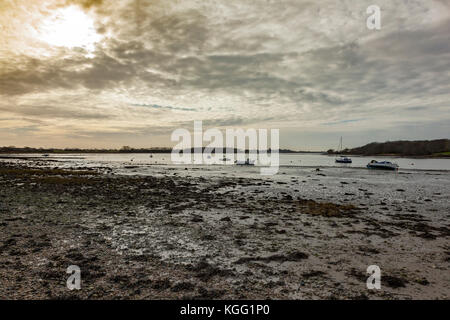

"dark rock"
[414,277,430,286]
[235,251,308,264]
[302,270,326,278]
[200,234,216,241]
[384,275,408,288]
[151,279,171,290]
[191,216,204,223]
[187,260,232,281]
[171,282,196,292]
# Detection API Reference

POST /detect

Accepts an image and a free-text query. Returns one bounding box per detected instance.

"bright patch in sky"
[37,5,101,52]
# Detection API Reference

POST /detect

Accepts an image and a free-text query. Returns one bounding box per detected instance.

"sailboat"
[335,137,352,163]
[235,158,255,166]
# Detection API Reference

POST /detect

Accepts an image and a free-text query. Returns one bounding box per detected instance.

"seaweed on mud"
[33,176,99,185]
[196,287,226,299]
[187,260,233,281]
[357,246,380,255]
[65,251,86,261]
[414,277,430,286]
[108,274,139,290]
[151,279,172,290]
[295,199,359,217]
[200,234,216,241]
[0,165,101,186]
[38,269,64,281]
[171,281,196,292]
[0,167,96,177]
[445,251,450,263]
[126,254,159,262]
[384,275,408,288]
[1,238,17,248]
[347,268,368,283]
[235,251,309,264]
[351,293,369,300]
[348,268,409,289]
[393,221,450,239]
[302,270,327,278]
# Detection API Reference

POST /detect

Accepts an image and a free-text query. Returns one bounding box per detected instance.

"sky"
[0,0,449,150]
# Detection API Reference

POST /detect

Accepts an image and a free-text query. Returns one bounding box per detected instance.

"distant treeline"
[0,146,173,154]
[327,139,450,157]
[0,146,313,154]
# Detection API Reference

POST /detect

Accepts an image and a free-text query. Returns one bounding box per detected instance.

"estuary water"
[4,152,448,172]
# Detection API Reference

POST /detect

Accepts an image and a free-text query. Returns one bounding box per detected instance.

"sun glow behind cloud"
[37,5,102,53]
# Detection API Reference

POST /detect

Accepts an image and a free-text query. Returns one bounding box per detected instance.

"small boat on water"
[335,137,352,163]
[42,154,49,157]
[367,160,399,171]
[335,156,352,163]
[235,159,255,166]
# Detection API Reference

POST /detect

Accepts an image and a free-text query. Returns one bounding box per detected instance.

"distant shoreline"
[1,152,449,160]
[327,139,450,158]
[326,153,450,159]
[0,148,320,155]
[2,138,449,158]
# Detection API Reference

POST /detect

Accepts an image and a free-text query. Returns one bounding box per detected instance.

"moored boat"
[335,137,352,163]
[366,160,399,171]
[335,156,352,163]
[235,159,255,166]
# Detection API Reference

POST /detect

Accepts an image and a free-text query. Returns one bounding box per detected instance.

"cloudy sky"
[0,0,449,150]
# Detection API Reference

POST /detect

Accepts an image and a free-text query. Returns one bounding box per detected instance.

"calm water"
[5,153,450,171]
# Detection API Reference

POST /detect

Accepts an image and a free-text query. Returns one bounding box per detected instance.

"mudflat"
[0,161,449,299]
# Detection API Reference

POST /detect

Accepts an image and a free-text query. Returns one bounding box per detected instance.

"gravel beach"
[0,159,449,299]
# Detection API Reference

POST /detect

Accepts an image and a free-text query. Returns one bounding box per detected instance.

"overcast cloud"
[0,0,449,149]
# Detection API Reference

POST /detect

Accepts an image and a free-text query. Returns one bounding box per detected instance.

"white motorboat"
[367,160,399,171]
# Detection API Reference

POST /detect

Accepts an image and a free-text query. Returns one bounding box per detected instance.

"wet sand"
[0,160,449,299]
